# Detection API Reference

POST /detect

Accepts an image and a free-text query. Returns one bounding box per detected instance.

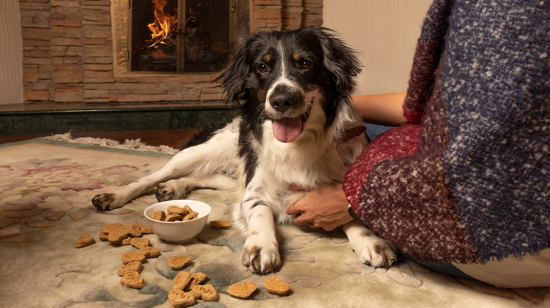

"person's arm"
[285,93,407,230]
[351,92,407,126]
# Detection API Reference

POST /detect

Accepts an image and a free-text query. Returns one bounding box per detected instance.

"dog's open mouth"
[272,103,313,143]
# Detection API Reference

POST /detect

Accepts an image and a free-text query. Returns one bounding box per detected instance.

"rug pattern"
[0,139,548,308]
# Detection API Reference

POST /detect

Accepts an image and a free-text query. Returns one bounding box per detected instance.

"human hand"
[285,182,352,231]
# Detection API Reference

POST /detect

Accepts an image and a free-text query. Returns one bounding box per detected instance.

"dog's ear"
[315,27,361,104]
[214,35,257,108]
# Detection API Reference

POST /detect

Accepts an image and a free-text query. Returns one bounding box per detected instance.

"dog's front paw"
[353,234,397,268]
[155,183,175,201]
[241,236,281,275]
[92,193,119,211]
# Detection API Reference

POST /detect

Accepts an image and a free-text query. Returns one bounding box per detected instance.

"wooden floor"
[0,129,200,148]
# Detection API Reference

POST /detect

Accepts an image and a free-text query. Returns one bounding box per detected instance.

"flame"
[147,0,177,48]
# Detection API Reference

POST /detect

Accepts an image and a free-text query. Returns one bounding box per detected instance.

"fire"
[147,0,177,48]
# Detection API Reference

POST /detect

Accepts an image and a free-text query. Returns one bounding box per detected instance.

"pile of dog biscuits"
[151,205,198,222]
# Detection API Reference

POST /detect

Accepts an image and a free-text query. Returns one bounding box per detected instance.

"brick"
[23,65,39,73]
[255,8,282,19]
[84,89,110,98]
[52,26,82,34]
[81,11,111,25]
[82,26,111,39]
[38,72,53,80]
[65,46,83,56]
[85,82,160,90]
[84,70,112,79]
[22,28,52,40]
[81,0,111,6]
[23,57,52,65]
[201,93,223,101]
[24,39,51,47]
[51,19,82,27]
[32,82,53,91]
[84,38,108,44]
[62,56,83,64]
[19,3,50,10]
[84,64,112,71]
[39,64,53,72]
[85,45,111,57]
[54,70,84,83]
[24,90,51,101]
[255,0,282,4]
[23,49,51,58]
[84,56,112,64]
[53,64,83,71]
[23,72,39,83]
[55,88,84,102]
[50,0,80,8]
[52,6,81,19]
[52,38,83,46]
[113,93,183,102]
[52,46,67,57]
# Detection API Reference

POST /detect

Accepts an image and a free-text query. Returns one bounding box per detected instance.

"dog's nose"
[270,91,297,113]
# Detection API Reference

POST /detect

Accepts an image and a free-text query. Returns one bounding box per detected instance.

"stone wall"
[19,0,323,104]
[253,0,323,31]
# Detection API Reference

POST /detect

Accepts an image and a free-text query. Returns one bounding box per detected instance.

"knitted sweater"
[344,0,550,264]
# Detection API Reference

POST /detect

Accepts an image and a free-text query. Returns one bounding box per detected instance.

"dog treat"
[101,222,123,234]
[137,247,160,258]
[210,220,232,229]
[165,214,183,222]
[130,237,150,249]
[140,224,153,234]
[169,256,193,270]
[191,284,219,301]
[172,276,189,292]
[264,276,290,295]
[227,282,257,299]
[172,271,193,291]
[167,205,190,216]
[99,231,108,241]
[120,271,145,289]
[124,222,142,237]
[184,272,208,291]
[151,210,166,221]
[108,229,129,245]
[168,290,196,307]
[183,211,198,221]
[75,235,95,248]
[120,237,132,245]
[121,251,146,264]
[117,260,143,277]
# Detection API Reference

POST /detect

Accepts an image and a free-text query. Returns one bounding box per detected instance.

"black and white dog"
[92,27,396,274]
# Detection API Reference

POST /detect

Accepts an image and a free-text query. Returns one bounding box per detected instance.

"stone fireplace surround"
[19,0,323,106]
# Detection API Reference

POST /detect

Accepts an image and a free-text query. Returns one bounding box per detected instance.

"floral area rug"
[0,138,548,308]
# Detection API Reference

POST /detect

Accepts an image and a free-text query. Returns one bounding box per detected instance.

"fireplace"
[130,0,238,73]
[18,0,323,104]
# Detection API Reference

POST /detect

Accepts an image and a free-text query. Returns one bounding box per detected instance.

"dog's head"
[215,27,361,143]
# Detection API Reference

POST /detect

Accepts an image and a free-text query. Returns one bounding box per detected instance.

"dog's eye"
[300,60,311,69]
[258,63,268,73]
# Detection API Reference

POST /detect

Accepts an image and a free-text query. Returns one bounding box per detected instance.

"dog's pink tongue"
[273,117,302,143]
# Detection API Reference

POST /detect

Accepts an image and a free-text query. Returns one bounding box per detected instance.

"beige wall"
[323,0,433,95]
[0,0,24,105]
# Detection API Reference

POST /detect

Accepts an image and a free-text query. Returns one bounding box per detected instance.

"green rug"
[0,138,548,308]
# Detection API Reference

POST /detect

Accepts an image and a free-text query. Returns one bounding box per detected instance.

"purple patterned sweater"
[344,0,550,264]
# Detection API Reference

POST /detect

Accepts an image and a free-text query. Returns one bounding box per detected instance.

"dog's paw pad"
[242,244,281,275]
[155,184,175,201]
[92,193,116,211]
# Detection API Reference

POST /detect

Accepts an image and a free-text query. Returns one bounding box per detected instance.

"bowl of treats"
[144,200,211,244]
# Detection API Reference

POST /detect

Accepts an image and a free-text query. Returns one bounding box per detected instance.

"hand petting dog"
[286,182,352,231]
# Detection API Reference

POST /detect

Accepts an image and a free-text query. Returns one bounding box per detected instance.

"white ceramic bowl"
[144,200,211,244]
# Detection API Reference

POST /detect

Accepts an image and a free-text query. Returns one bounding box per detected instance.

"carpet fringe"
[44,132,179,155]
